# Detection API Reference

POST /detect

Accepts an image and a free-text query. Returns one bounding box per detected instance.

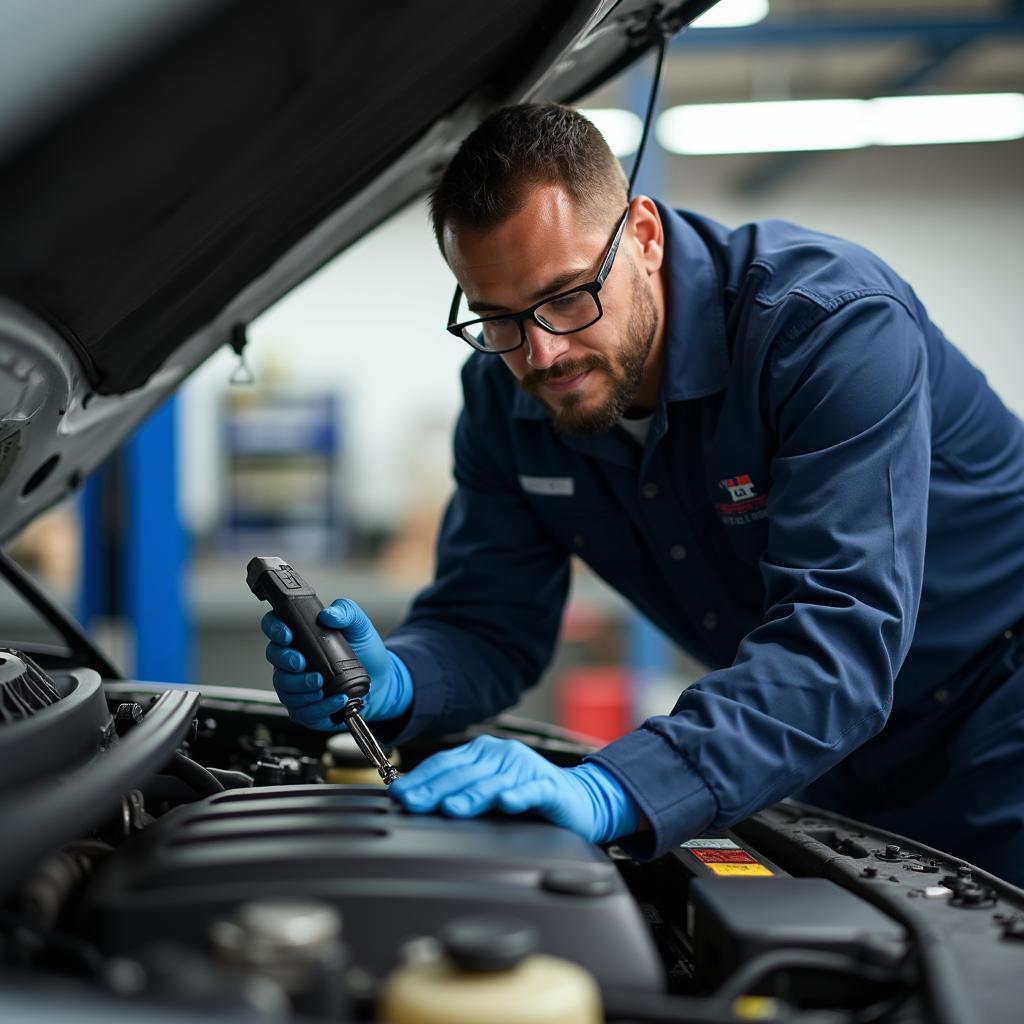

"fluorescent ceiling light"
[871,94,1024,146]
[657,94,1024,154]
[692,0,770,29]
[581,108,644,157]
[658,99,867,154]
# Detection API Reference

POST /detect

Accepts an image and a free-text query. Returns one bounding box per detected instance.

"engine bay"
[2,659,1023,1023]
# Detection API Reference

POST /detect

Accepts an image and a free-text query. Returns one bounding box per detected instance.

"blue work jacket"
[385,201,1024,860]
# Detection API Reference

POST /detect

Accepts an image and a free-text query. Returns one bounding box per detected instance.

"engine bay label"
[707,863,775,877]
[690,849,758,864]
[676,836,780,878]
[679,837,776,876]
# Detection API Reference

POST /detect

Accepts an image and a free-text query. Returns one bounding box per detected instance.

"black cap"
[540,865,617,898]
[440,917,538,973]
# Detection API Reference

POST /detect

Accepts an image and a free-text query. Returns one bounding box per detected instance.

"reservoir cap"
[440,917,538,973]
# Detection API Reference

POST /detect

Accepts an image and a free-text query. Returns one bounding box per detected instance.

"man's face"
[445,185,665,436]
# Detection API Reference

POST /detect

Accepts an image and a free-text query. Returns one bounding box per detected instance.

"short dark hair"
[429,102,629,256]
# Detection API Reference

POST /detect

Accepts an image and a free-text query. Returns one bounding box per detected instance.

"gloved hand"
[390,735,640,844]
[261,598,413,730]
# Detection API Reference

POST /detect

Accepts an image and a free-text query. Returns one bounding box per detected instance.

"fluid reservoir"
[380,917,601,1024]
[322,731,400,784]
[210,898,347,1018]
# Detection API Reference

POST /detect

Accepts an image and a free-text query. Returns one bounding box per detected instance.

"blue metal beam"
[77,469,107,629]
[123,395,192,683]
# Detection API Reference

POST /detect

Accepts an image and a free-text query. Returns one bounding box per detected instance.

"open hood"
[0,0,713,544]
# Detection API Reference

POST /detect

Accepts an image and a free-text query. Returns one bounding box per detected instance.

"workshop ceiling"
[588,0,1024,105]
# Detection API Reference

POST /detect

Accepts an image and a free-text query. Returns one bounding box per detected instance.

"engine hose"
[167,750,225,796]
[14,840,113,929]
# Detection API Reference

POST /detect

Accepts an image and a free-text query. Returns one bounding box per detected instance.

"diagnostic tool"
[245,556,400,785]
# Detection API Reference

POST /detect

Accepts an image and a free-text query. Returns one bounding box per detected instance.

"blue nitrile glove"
[261,598,413,731]
[390,735,640,845]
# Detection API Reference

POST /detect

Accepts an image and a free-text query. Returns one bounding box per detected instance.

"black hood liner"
[0,0,568,394]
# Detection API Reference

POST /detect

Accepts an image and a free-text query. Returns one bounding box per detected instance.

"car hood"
[0,0,713,544]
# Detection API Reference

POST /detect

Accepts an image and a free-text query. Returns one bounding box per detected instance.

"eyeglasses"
[445,205,631,354]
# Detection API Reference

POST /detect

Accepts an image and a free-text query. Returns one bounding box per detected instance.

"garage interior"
[3,0,1022,739]
[2,3,1024,1022]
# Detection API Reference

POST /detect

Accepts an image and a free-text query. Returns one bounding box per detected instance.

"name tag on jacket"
[519,475,575,497]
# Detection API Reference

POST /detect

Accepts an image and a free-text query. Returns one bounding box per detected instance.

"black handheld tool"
[245,556,400,785]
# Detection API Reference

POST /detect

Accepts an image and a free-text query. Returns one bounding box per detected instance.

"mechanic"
[262,104,1024,884]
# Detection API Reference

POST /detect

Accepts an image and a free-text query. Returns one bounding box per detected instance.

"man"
[262,104,1024,883]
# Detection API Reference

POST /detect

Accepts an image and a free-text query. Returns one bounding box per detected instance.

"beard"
[520,261,658,437]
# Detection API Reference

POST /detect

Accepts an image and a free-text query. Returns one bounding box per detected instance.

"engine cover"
[80,784,664,992]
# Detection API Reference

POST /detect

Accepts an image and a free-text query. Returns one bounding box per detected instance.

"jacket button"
[670,544,687,561]
[641,483,658,498]
[934,688,948,704]
[701,611,718,631]
[573,535,585,550]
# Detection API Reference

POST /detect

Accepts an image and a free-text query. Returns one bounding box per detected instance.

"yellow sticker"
[707,863,774,877]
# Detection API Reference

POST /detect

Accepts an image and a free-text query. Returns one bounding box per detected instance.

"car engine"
[2,653,1023,1024]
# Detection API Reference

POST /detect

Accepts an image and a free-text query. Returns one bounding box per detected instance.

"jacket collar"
[656,200,731,402]
[510,199,730,421]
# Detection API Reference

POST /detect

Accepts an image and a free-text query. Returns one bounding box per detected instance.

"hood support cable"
[0,548,122,679]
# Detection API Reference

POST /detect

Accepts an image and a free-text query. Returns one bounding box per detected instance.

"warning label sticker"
[680,838,740,849]
[708,863,774,877]
[691,849,757,864]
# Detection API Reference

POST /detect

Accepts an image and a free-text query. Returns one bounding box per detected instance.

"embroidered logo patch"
[715,473,768,525]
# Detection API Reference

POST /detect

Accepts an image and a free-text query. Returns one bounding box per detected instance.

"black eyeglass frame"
[445,204,631,354]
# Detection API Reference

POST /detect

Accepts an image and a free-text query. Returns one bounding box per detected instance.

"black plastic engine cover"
[80,785,664,992]
[687,877,907,989]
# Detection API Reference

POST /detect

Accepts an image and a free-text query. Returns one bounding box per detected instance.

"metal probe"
[344,710,399,785]
[245,556,400,785]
